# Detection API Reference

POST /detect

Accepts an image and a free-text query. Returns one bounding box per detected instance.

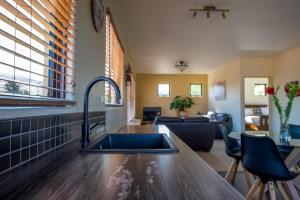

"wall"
[271,47,300,133]
[208,59,242,131]
[136,74,208,118]
[244,78,268,105]
[0,0,129,132]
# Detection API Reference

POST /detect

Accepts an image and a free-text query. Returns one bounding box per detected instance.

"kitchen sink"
[83,133,179,153]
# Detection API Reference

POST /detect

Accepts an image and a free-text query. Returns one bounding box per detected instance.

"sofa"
[154,116,215,152]
[208,113,233,139]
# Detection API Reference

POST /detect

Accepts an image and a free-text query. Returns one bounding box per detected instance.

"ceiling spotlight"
[192,11,197,19]
[190,6,230,19]
[175,61,189,72]
[222,11,226,18]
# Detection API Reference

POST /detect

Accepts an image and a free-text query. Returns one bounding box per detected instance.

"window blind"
[0,0,76,104]
[105,11,124,104]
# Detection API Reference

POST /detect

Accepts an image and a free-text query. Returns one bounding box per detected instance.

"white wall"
[244,78,268,105]
[271,48,300,133]
[0,0,130,131]
[208,59,242,131]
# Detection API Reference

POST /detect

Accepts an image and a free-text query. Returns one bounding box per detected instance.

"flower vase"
[280,121,291,141]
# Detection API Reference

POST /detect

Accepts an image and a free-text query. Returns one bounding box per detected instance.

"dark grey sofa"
[208,113,233,139]
[154,116,215,152]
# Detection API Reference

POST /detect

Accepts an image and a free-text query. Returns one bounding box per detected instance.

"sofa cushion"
[184,117,209,123]
[154,116,183,124]
[215,113,229,122]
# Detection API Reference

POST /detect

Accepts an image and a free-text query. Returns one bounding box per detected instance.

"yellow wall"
[136,74,208,118]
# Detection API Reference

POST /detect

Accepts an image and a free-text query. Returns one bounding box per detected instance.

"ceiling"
[117,0,300,74]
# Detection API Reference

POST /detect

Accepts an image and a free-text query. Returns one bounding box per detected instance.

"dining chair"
[241,133,299,200]
[218,124,252,188]
[289,124,300,139]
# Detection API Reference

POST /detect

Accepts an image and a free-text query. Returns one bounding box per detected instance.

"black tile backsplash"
[0,121,11,137]
[11,151,20,167]
[11,120,21,135]
[21,134,30,148]
[0,138,10,155]
[0,111,105,175]
[11,136,20,151]
[21,148,30,162]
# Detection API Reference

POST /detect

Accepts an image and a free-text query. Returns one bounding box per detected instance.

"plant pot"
[177,111,188,117]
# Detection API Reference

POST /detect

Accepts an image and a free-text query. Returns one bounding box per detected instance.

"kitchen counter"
[4,125,244,200]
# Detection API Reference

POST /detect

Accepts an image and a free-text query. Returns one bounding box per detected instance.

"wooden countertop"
[9,125,244,200]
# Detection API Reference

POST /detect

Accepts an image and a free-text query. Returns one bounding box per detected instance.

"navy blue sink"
[84,133,179,153]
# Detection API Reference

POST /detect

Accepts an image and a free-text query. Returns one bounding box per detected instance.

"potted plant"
[170,95,195,117]
[265,82,300,140]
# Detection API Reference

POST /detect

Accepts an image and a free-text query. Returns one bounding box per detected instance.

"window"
[105,10,124,104]
[254,84,267,96]
[0,0,76,106]
[190,83,202,97]
[158,83,170,97]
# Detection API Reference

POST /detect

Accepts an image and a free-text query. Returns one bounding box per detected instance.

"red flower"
[265,87,275,95]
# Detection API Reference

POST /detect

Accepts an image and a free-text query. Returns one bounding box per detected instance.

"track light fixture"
[190,6,230,19]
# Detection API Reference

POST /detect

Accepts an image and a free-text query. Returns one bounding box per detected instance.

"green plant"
[266,82,300,129]
[170,95,195,111]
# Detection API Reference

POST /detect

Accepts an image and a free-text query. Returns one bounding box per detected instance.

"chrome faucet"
[81,76,121,148]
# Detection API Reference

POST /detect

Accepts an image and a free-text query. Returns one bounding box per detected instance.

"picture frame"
[214,81,226,100]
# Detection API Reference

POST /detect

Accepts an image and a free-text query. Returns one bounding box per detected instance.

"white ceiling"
[117,0,300,74]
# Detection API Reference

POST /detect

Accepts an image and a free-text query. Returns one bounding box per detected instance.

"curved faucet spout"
[82,76,121,148]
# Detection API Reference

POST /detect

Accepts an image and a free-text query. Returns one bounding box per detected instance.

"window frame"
[254,83,267,96]
[157,83,170,97]
[0,0,76,107]
[105,8,125,106]
[190,83,203,97]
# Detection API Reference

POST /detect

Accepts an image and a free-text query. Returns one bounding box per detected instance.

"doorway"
[244,77,270,131]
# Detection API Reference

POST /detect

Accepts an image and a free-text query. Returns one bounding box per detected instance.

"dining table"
[229,131,300,200]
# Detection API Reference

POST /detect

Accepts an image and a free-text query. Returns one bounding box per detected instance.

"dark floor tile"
[31,118,39,131]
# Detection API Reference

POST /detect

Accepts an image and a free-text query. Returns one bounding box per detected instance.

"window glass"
[158,84,170,97]
[190,84,202,97]
[254,84,267,96]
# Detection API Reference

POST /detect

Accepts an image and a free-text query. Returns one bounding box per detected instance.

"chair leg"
[258,183,266,200]
[246,179,261,200]
[268,181,276,200]
[225,160,236,182]
[231,160,239,183]
[276,182,289,200]
[241,165,254,189]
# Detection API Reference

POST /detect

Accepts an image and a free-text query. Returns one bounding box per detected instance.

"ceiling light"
[192,11,197,19]
[190,6,230,19]
[175,61,189,72]
[222,12,226,19]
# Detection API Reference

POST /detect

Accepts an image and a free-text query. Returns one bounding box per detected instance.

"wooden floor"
[197,140,299,200]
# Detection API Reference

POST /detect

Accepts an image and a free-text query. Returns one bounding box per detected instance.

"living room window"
[158,83,170,97]
[254,84,267,96]
[0,0,76,106]
[190,83,202,97]
[105,9,124,105]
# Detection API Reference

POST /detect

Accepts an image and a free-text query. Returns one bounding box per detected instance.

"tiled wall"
[0,112,105,175]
